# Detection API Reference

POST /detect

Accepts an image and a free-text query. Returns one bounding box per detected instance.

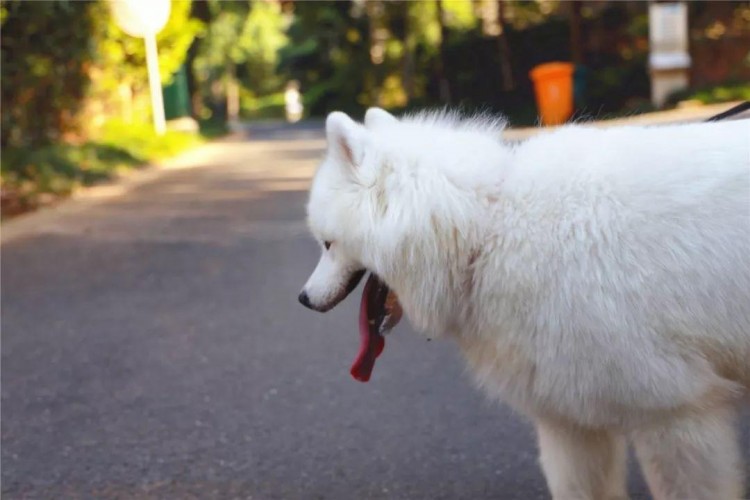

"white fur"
[302,108,750,499]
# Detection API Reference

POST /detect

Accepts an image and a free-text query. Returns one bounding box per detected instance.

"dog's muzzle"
[299,269,366,312]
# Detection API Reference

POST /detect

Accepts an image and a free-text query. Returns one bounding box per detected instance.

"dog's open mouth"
[352,274,403,382]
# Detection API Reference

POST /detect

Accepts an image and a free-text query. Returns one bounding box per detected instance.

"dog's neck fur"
[363,113,512,337]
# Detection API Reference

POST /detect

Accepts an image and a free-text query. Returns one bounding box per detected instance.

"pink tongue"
[350,275,385,382]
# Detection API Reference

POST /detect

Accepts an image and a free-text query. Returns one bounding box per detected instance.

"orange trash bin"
[529,62,575,126]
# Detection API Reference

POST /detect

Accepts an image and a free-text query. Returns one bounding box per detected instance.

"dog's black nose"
[298,291,313,309]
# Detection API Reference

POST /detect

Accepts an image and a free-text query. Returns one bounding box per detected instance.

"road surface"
[2,122,748,499]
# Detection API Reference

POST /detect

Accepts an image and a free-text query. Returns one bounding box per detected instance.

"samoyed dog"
[299,107,750,500]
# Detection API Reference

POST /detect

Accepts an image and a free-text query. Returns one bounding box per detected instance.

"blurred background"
[2,0,749,216]
[2,3,750,499]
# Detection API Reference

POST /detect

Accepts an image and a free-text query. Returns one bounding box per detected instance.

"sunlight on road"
[1,130,325,246]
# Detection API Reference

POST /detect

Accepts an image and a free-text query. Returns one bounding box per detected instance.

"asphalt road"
[2,122,748,500]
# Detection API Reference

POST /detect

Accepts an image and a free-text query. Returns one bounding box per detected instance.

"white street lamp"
[110,0,171,135]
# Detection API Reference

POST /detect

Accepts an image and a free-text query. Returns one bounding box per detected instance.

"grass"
[1,119,223,218]
[97,120,204,161]
[666,81,750,107]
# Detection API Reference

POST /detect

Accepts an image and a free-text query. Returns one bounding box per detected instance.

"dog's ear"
[326,112,366,167]
[364,107,397,129]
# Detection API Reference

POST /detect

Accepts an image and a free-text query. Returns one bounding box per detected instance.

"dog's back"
[471,120,750,422]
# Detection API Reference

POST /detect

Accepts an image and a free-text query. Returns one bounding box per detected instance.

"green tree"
[0,0,202,147]
[242,1,289,95]
[277,0,478,115]
[1,0,97,147]
[279,1,371,116]
[193,0,288,120]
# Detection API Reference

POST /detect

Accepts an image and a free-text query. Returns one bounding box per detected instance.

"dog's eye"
[324,241,332,250]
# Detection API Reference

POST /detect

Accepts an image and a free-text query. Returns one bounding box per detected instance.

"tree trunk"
[402,3,416,103]
[365,0,386,106]
[435,0,452,103]
[186,0,212,119]
[496,0,514,91]
[570,0,583,65]
[226,62,239,124]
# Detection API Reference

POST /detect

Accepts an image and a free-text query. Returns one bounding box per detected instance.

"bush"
[1,143,141,215]
[666,82,750,107]
[0,1,203,149]
[97,120,202,160]
[1,1,96,147]
[240,91,287,120]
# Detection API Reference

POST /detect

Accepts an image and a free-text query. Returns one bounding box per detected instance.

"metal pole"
[144,33,166,135]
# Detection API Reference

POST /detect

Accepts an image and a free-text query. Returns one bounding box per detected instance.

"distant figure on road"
[284,81,303,123]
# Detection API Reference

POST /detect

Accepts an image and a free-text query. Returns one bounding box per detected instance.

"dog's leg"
[536,419,628,500]
[632,406,744,500]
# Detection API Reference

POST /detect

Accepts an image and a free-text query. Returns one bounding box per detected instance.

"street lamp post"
[110,0,171,135]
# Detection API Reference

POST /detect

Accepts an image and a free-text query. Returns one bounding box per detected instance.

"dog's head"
[299,108,404,381]
[298,108,399,312]
[298,108,506,381]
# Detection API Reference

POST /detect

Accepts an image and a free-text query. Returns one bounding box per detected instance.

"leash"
[704,101,750,122]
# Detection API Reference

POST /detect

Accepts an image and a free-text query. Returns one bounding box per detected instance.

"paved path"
[2,122,748,499]
[503,100,748,140]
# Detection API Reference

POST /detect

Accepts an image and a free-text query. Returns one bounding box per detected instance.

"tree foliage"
[279,1,370,116]
[241,0,289,95]
[277,0,484,116]
[0,0,202,148]
[2,0,747,148]
[190,0,288,118]
[1,0,97,147]
[94,0,203,87]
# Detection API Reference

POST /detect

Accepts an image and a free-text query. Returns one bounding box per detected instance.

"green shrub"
[1,1,96,148]
[98,120,202,160]
[1,120,205,217]
[666,82,750,107]
[239,91,287,120]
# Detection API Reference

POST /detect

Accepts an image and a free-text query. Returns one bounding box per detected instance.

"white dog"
[299,107,750,500]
